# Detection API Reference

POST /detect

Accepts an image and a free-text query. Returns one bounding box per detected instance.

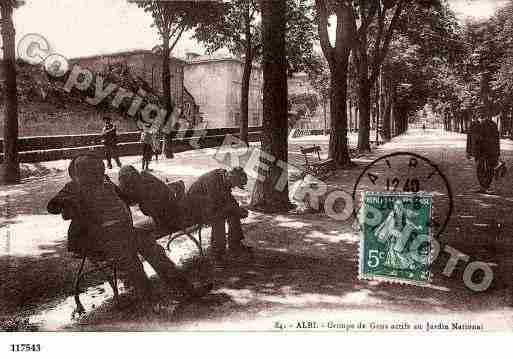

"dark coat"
[118,166,183,231]
[47,177,131,255]
[476,120,500,162]
[185,169,240,224]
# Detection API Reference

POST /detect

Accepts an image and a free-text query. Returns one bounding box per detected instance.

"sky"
[3,0,511,60]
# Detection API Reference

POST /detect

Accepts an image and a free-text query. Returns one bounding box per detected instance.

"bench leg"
[92,261,119,303]
[112,266,119,302]
[73,257,87,316]
[167,226,205,256]
[198,226,203,256]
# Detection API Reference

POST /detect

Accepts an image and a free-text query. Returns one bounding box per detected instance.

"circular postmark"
[352,151,454,238]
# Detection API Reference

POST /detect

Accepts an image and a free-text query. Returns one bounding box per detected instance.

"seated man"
[47,155,211,303]
[184,167,251,262]
[118,165,185,232]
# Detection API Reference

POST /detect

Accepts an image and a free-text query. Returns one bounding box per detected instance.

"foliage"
[382,0,462,119]
[288,93,318,117]
[193,0,316,74]
[306,53,330,104]
[136,1,223,45]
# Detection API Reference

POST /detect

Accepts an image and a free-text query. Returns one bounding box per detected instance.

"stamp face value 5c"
[359,192,433,285]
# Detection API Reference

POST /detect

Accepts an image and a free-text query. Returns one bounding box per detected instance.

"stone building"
[71,50,201,127]
[184,54,263,129]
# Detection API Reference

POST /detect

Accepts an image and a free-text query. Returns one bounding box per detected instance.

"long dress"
[374,210,418,270]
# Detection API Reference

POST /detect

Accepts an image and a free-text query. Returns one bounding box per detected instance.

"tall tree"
[314,0,355,167]
[353,0,405,152]
[194,0,315,144]
[250,0,291,212]
[1,0,24,184]
[136,1,221,157]
[194,0,260,144]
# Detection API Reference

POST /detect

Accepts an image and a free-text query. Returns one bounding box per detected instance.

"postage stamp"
[358,192,433,285]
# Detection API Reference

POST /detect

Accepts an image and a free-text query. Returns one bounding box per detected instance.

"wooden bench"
[72,219,207,316]
[300,145,335,178]
[71,178,248,315]
[133,218,206,256]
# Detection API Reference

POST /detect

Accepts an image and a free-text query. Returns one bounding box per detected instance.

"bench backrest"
[300,145,321,155]
[300,145,323,165]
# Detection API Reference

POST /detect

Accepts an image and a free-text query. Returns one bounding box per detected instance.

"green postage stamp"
[358,192,433,285]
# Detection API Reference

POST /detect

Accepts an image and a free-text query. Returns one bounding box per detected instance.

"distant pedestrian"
[474,117,500,192]
[140,126,154,172]
[101,117,121,169]
[152,130,161,162]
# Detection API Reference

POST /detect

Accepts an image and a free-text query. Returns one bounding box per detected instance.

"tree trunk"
[323,99,327,134]
[240,52,252,144]
[357,77,371,153]
[348,100,353,131]
[382,81,395,140]
[162,35,174,159]
[356,39,372,153]
[1,3,20,184]
[375,73,381,143]
[328,61,351,166]
[250,0,291,213]
[355,102,359,131]
[240,6,253,144]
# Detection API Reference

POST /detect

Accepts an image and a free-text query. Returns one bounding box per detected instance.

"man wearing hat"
[101,117,122,169]
[185,167,251,262]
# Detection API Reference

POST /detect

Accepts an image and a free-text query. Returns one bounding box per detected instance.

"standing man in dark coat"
[474,117,500,192]
[101,117,122,169]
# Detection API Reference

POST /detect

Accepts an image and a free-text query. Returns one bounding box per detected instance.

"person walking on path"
[101,117,122,169]
[473,117,501,192]
[140,126,154,172]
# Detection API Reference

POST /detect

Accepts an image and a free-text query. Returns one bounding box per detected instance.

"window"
[251,113,260,126]
[234,112,240,127]
[184,102,191,117]
[233,86,241,105]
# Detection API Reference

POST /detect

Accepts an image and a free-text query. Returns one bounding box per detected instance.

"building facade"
[72,50,200,127]
[184,54,263,129]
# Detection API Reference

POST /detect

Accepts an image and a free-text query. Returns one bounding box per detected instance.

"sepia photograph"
[1,0,513,352]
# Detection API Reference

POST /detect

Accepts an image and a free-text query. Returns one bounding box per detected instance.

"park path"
[2,128,513,331]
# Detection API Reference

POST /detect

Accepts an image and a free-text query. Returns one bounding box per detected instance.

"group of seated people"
[47,154,251,305]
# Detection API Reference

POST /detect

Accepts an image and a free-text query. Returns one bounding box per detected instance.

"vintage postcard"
[1,0,513,355]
